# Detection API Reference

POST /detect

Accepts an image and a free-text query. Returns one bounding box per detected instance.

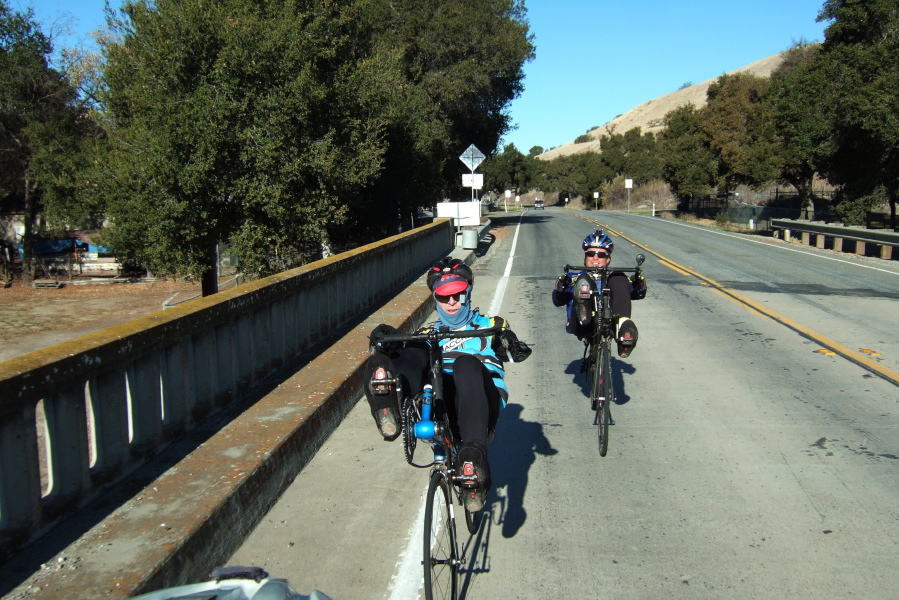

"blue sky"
[18,0,829,155]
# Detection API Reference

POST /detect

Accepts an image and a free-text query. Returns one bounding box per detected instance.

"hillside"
[538,52,787,161]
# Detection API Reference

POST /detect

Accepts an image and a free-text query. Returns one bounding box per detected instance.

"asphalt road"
[230,208,899,599]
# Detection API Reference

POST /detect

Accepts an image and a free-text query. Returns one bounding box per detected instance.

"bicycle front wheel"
[464,502,483,535]
[424,471,459,600]
[596,340,613,457]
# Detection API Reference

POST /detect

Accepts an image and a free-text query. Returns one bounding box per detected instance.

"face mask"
[435,288,472,328]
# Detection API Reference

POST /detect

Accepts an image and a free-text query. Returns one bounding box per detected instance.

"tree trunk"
[887,183,897,231]
[22,172,35,284]
[321,233,333,259]
[796,177,815,220]
[200,246,218,297]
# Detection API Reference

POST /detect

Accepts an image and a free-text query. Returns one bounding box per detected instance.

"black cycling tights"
[393,343,500,447]
[607,272,632,318]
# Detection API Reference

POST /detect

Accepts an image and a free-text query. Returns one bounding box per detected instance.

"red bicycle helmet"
[427,257,473,294]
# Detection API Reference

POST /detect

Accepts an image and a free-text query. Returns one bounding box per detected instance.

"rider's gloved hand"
[507,336,532,362]
[630,272,647,300]
[369,323,401,353]
[554,274,571,293]
[490,318,532,363]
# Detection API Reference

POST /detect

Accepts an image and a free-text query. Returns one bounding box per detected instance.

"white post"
[625,178,633,213]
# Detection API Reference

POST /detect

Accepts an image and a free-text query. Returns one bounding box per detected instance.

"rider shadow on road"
[563,357,635,405]
[459,404,558,595]
[486,403,558,539]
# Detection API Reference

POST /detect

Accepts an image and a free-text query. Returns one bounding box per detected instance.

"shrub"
[714,210,730,227]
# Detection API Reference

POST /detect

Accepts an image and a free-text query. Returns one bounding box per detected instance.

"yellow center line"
[658,258,694,277]
[566,211,899,386]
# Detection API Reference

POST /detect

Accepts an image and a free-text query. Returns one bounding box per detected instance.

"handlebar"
[564,253,645,275]
[370,325,504,345]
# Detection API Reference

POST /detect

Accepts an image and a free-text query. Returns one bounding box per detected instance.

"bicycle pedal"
[455,462,479,488]
[368,368,397,395]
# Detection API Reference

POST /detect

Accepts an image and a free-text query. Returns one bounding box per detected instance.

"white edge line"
[388,485,428,600]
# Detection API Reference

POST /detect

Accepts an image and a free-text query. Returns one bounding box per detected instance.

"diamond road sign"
[459,144,486,172]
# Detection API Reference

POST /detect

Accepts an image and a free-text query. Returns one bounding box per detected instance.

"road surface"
[231,208,899,599]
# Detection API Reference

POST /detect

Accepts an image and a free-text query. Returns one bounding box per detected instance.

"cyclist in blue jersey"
[363,258,530,511]
[552,231,647,357]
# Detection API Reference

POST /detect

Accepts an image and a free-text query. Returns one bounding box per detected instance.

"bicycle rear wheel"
[596,340,613,457]
[424,471,458,600]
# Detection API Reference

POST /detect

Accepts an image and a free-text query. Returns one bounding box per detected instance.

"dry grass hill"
[538,52,787,161]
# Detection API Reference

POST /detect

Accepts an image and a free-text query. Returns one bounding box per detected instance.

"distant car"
[534,200,545,210]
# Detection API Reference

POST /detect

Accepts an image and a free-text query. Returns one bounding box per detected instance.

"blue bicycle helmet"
[582,230,614,253]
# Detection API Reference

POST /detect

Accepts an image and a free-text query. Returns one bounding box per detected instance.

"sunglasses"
[585,250,610,258]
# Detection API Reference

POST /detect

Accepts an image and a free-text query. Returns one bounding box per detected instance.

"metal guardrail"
[0,220,455,557]
[162,273,245,309]
[770,219,897,260]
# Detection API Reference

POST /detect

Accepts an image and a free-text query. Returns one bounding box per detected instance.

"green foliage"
[835,185,885,226]
[574,134,592,144]
[97,0,385,283]
[521,127,661,205]
[702,73,780,193]
[815,0,899,228]
[597,127,661,184]
[658,104,717,203]
[360,0,534,212]
[91,0,534,287]
[714,210,729,227]
[528,145,543,157]
[768,42,830,213]
[0,0,97,279]
[481,143,535,193]
[537,151,611,202]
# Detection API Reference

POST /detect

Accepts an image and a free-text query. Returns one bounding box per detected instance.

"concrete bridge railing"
[0,219,454,557]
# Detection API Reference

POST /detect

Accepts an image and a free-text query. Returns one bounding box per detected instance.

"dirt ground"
[0,278,203,363]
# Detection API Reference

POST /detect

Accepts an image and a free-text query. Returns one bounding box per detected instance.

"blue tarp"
[16,240,113,258]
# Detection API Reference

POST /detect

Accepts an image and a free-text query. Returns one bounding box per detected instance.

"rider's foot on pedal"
[572,275,595,327]
[364,356,400,441]
[616,317,638,358]
[372,405,399,441]
[458,442,491,512]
